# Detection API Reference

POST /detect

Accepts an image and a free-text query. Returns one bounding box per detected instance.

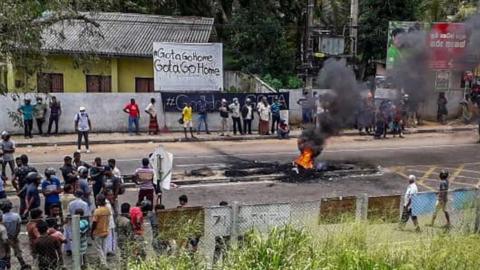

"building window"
[37,73,64,93]
[86,75,111,92]
[135,78,154,92]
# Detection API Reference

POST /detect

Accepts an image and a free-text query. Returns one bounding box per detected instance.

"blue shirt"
[41,177,61,204]
[271,102,281,116]
[26,183,40,209]
[3,212,21,239]
[78,178,91,206]
[19,104,34,120]
[69,198,91,217]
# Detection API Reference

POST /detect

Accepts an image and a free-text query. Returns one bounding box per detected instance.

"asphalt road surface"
[8,130,480,208]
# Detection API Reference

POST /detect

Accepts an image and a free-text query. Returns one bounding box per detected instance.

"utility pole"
[304,0,315,91]
[350,0,359,68]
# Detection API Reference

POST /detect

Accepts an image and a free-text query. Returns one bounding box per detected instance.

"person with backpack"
[74,107,92,153]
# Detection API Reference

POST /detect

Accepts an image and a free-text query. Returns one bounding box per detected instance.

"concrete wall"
[224,71,276,93]
[0,93,266,134]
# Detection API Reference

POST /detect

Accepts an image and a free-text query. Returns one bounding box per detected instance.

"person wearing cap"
[123,98,141,136]
[241,98,254,135]
[74,106,92,153]
[33,97,47,136]
[219,99,229,136]
[0,131,15,179]
[47,96,61,136]
[399,175,420,232]
[17,98,34,138]
[229,98,243,135]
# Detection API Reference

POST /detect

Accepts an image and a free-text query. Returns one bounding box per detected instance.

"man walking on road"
[399,175,420,232]
[47,96,61,136]
[33,97,47,136]
[124,98,140,135]
[18,98,34,139]
[429,169,451,228]
[74,107,91,153]
[229,98,243,135]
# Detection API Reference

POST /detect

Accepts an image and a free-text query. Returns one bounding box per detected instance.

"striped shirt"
[135,167,155,190]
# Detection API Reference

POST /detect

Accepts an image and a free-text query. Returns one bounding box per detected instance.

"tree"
[227,1,297,83]
[0,0,109,92]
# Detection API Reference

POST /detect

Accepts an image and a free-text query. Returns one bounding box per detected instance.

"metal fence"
[67,188,480,269]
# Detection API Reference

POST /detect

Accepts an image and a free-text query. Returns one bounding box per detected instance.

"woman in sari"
[257,97,271,135]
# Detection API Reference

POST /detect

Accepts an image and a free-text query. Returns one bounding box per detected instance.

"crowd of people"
[180,96,289,140]
[0,146,194,269]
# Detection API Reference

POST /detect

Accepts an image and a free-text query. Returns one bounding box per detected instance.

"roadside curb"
[12,126,478,148]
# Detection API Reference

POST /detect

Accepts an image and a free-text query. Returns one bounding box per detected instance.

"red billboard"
[428,23,467,70]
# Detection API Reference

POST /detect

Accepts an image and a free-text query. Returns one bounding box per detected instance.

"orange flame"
[295,148,314,169]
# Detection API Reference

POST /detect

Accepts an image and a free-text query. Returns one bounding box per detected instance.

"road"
[8,130,480,208]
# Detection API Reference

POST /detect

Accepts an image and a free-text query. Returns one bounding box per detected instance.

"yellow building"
[5,12,214,93]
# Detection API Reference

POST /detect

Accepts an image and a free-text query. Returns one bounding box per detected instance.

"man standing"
[257,97,270,135]
[430,169,451,228]
[182,102,195,139]
[13,155,37,219]
[34,220,63,270]
[24,172,42,217]
[219,99,229,136]
[59,155,75,184]
[133,158,155,205]
[399,175,420,232]
[241,98,254,135]
[47,96,61,136]
[91,194,111,267]
[0,131,15,179]
[270,98,281,134]
[41,168,62,216]
[2,201,29,269]
[229,98,242,135]
[74,107,92,153]
[197,99,210,134]
[33,97,47,136]
[124,98,140,135]
[437,93,448,125]
[145,98,159,135]
[90,157,105,202]
[76,167,92,207]
[0,213,10,270]
[102,167,121,216]
[18,98,34,138]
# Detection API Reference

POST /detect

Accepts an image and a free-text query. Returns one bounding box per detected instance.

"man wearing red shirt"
[123,98,140,135]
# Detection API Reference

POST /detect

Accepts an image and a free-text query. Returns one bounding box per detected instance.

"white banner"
[153,42,223,91]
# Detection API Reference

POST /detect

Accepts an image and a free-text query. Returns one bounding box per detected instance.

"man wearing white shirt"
[399,175,420,232]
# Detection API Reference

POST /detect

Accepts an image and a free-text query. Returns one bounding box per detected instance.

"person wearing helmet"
[241,98,254,135]
[399,175,420,232]
[13,155,37,218]
[24,172,42,216]
[430,169,451,228]
[2,200,30,269]
[41,168,62,216]
[0,131,16,180]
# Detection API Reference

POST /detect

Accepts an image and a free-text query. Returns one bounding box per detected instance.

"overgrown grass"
[130,221,480,270]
